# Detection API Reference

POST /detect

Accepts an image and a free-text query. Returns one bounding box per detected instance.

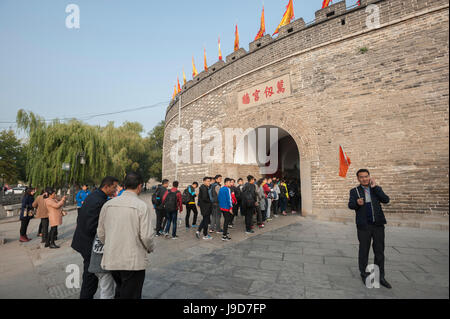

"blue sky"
[0,0,359,135]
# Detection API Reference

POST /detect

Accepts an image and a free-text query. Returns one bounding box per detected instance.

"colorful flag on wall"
[204,48,208,72]
[172,85,177,100]
[234,24,240,51]
[192,56,198,77]
[322,0,332,8]
[273,0,295,35]
[339,145,352,178]
[218,37,223,61]
[177,77,181,93]
[255,6,266,41]
[183,69,187,85]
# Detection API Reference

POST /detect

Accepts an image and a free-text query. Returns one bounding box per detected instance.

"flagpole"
[175,93,182,181]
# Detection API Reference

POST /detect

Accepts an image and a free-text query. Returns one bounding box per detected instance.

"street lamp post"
[62,163,70,206]
[71,152,86,205]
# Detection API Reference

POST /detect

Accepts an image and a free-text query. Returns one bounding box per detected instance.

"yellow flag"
[234,24,240,51]
[255,6,266,40]
[172,85,177,100]
[192,56,198,77]
[273,0,294,35]
[183,69,187,85]
[204,48,208,72]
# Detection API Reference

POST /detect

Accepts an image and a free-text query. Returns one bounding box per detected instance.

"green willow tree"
[16,110,163,189]
[101,121,151,182]
[16,110,110,189]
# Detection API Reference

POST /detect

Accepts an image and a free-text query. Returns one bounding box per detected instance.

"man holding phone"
[348,169,392,289]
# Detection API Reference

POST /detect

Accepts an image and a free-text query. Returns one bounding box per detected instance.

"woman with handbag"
[19,187,36,242]
[45,188,67,249]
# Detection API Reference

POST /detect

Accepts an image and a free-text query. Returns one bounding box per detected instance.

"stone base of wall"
[308,209,449,231]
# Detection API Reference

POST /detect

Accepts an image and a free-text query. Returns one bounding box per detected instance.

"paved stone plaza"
[0,194,448,299]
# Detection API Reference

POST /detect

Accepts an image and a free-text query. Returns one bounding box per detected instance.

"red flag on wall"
[254,6,266,41]
[322,0,332,9]
[339,145,351,178]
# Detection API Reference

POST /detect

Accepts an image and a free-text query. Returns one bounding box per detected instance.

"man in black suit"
[71,176,119,299]
[348,169,392,289]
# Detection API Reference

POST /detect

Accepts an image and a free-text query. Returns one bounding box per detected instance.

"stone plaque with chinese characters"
[237,74,291,110]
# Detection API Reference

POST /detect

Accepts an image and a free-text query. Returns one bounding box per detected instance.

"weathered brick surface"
[163,0,449,217]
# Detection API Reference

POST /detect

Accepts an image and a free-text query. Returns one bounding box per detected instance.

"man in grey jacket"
[210,175,223,233]
[97,172,154,299]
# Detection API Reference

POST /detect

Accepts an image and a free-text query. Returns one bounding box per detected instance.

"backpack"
[234,186,242,201]
[182,188,190,205]
[151,192,158,205]
[152,186,164,208]
[268,190,277,200]
[272,190,279,201]
[208,183,218,203]
[241,185,255,208]
[163,190,179,212]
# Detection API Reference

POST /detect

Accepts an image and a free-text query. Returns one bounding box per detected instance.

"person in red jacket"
[162,181,183,239]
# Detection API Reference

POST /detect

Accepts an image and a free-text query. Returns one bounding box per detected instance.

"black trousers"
[289,195,300,212]
[111,270,145,299]
[185,204,198,227]
[272,200,279,215]
[80,253,98,299]
[242,206,254,231]
[231,204,238,224]
[198,205,212,236]
[46,226,58,245]
[155,208,166,234]
[222,210,233,237]
[39,218,49,243]
[20,217,31,236]
[357,224,386,278]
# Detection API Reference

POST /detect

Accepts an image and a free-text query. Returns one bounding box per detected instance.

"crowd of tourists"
[15,166,394,298]
[152,175,301,242]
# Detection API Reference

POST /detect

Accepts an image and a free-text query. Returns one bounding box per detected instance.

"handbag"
[27,209,35,218]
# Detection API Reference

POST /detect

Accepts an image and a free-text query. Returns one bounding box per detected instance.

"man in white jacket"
[97,172,155,299]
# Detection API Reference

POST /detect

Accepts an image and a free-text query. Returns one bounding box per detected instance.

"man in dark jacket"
[184,182,199,228]
[71,176,119,299]
[241,175,258,234]
[196,177,212,239]
[348,169,391,289]
[154,179,169,236]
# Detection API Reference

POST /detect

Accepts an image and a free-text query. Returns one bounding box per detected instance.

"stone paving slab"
[0,196,448,299]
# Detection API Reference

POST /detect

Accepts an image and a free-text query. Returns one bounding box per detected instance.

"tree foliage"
[0,129,26,184]
[16,110,109,188]
[145,120,165,181]
[16,110,165,189]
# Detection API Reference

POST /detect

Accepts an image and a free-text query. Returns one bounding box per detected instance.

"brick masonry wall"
[163,0,449,216]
